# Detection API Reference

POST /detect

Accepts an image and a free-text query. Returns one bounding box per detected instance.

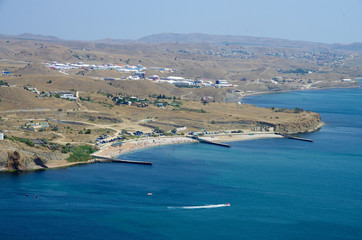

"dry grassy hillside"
[4,75,115,92]
[0,87,77,111]
[1,36,361,86]
[13,63,61,76]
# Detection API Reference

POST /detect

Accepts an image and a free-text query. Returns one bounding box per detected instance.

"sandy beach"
[94,136,198,158]
[94,132,283,159]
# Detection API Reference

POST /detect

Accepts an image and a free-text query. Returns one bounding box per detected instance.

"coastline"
[4,84,352,172]
[93,132,284,159]
[239,83,360,101]
[0,132,284,172]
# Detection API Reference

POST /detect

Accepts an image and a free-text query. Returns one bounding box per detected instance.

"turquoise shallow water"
[1,85,362,240]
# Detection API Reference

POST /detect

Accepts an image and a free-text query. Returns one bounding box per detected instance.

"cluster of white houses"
[45,62,149,73]
[149,76,233,88]
[24,85,78,100]
[44,62,233,88]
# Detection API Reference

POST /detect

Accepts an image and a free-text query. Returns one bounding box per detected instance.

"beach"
[94,132,283,159]
[94,136,198,158]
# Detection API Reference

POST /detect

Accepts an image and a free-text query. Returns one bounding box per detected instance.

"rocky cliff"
[273,112,324,134]
[0,140,68,171]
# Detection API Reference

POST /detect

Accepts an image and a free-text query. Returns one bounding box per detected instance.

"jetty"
[280,134,314,142]
[187,136,231,148]
[92,155,153,165]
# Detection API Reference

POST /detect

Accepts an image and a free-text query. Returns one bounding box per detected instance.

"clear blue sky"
[0,0,361,44]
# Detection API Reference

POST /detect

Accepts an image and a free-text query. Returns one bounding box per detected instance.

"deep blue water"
[1,85,362,240]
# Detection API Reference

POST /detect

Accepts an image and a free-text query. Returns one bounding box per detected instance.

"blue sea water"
[1,85,362,240]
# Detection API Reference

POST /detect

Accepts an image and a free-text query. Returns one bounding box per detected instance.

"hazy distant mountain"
[332,43,362,51]
[94,38,135,45]
[0,33,61,41]
[136,33,330,49]
[1,32,361,51]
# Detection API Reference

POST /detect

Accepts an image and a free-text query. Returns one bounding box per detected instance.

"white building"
[166,76,185,81]
[60,93,77,101]
[173,81,193,86]
[215,79,231,88]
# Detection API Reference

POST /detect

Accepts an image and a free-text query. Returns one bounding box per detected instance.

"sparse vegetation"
[66,145,96,162]
[5,136,35,147]
[0,35,335,170]
[0,80,8,86]
[121,129,129,135]
[278,68,313,75]
[294,107,304,113]
[173,108,207,113]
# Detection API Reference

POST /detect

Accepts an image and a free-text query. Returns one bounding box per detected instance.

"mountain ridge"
[0,32,361,51]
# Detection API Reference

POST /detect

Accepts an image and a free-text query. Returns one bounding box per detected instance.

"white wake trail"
[168,203,230,209]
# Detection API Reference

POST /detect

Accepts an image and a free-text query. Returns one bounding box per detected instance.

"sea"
[1,83,362,240]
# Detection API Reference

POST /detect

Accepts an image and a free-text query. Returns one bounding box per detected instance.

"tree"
[294,107,304,113]
[84,129,91,134]
[121,129,129,135]
[0,80,8,86]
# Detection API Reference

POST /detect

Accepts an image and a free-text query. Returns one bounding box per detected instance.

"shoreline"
[0,132,285,172]
[4,83,350,172]
[239,83,360,101]
[94,132,284,159]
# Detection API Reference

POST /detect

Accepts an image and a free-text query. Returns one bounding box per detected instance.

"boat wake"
[168,203,230,209]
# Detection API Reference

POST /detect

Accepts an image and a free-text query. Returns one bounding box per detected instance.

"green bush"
[0,80,8,86]
[67,145,96,162]
[294,107,304,113]
[18,138,34,147]
[5,136,34,147]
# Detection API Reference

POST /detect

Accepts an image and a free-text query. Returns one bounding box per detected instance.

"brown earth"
[0,139,69,171]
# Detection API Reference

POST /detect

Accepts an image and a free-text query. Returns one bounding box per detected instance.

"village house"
[60,93,77,101]
[215,80,231,88]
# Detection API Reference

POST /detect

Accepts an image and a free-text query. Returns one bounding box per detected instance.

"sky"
[0,0,361,44]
